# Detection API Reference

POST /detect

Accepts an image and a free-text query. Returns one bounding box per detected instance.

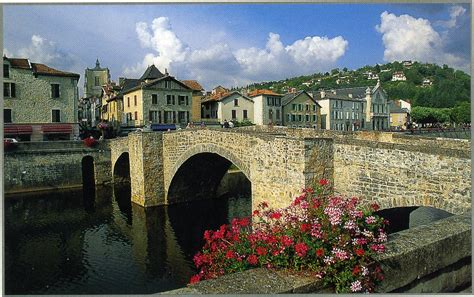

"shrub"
[189,180,388,293]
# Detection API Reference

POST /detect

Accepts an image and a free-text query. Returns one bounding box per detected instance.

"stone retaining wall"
[4,141,111,193]
[161,213,471,294]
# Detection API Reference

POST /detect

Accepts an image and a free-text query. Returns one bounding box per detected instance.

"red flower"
[252,210,260,216]
[355,248,365,257]
[300,223,312,233]
[239,217,250,227]
[294,242,309,257]
[281,235,293,247]
[189,274,200,284]
[247,254,258,265]
[315,248,325,257]
[225,250,236,259]
[352,265,361,276]
[203,230,212,241]
[319,179,329,186]
[270,212,282,219]
[256,246,268,256]
[371,203,380,211]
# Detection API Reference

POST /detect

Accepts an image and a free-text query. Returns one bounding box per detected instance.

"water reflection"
[4,184,251,294]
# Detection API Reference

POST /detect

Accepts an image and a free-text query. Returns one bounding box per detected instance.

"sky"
[3,3,471,93]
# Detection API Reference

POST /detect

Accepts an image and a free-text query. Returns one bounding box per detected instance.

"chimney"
[320,90,326,98]
[348,93,352,98]
[165,68,169,75]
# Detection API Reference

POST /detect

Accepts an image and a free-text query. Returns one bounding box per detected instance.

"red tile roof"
[181,80,204,91]
[31,63,80,78]
[7,58,31,69]
[248,89,282,97]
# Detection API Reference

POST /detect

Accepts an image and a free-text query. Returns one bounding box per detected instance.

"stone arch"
[113,152,131,184]
[376,196,462,216]
[166,144,252,204]
[168,143,251,186]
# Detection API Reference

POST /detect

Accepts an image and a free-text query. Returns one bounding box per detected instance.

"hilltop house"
[120,65,193,127]
[391,71,407,81]
[281,90,321,129]
[314,80,390,131]
[3,56,80,141]
[201,86,254,123]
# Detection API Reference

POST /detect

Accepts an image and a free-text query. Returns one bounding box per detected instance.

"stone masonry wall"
[160,129,333,210]
[4,141,111,193]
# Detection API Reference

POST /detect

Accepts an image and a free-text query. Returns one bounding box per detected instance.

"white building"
[391,71,407,81]
[248,89,283,125]
[201,88,254,123]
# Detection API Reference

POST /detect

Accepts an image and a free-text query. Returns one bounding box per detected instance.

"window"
[268,110,273,120]
[95,76,100,86]
[312,115,317,122]
[232,110,237,119]
[276,109,280,120]
[134,111,138,120]
[152,94,158,105]
[51,84,60,98]
[134,95,137,106]
[179,95,186,105]
[234,99,239,106]
[267,97,272,106]
[127,97,130,107]
[4,64,9,78]
[243,110,248,119]
[287,114,291,122]
[305,114,310,121]
[149,110,159,122]
[52,109,61,122]
[312,105,316,112]
[165,80,171,89]
[276,98,281,107]
[306,104,310,111]
[298,114,302,121]
[178,111,186,123]
[352,112,355,119]
[166,95,175,105]
[4,109,12,123]
[298,104,303,111]
[4,83,16,98]
[164,111,173,123]
[292,104,297,111]
[186,96,189,105]
[291,114,296,122]
[333,101,337,108]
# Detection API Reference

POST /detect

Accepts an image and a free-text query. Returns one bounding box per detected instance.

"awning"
[151,124,176,131]
[41,124,73,134]
[4,124,33,135]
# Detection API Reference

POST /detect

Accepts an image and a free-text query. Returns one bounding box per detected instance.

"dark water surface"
[4,185,251,294]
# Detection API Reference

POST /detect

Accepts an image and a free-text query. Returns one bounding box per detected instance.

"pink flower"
[332,248,349,260]
[256,246,268,256]
[319,179,329,186]
[350,280,362,292]
[365,216,376,224]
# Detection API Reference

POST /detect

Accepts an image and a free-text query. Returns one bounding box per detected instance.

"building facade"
[315,81,390,131]
[84,59,110,98]
[100,82,122,124]
[201,88,254,123]
[389,100,411,130]
[248,89,283,125]
[121,65,193,127]
[281,91,321,129]
[3,57,80,141]
[182,80,205,123]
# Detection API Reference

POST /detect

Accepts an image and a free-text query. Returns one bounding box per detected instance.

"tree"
[374,64,381,73]
[451,102,471,124]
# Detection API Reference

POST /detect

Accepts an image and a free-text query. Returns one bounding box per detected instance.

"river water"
[4,184,251,294]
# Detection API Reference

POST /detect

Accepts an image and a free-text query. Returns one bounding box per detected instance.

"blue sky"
[3,3,471,91]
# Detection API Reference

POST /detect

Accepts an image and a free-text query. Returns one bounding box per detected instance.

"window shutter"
[11,83,16,97]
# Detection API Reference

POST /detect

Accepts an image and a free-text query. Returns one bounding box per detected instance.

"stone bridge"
[110,127,471,215]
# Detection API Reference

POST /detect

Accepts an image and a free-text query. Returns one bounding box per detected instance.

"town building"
[248,89,283,125]
[80,59,111,127]
[100,82,122,124]
[389,101,411,130]
[201,87,254,123]
[3,56,80,141]
[365,71,379,80]
[314,81,390,131]
[422,78,433,87]
[181,80,205,123]
[281,90,321,129]
[402,60,413,68]
[391,71,407,81]
[120,65,193,127]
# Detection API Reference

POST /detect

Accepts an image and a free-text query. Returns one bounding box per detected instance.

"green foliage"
[451,102,471,124]
[233,119,254,127]
[411,106,451,124]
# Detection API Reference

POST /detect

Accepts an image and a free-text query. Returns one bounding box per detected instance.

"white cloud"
[436,5,466,29]
[376,11,469,72]
[125,18,349,89]
[15,35,76,69]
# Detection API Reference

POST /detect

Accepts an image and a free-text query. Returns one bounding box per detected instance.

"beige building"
[248,89,283,126]
[389,100,411,130]
[202,88,254,124]
[181,80,204,123]
[3,57,80,141]
[121,65,193,127]
[100,82,122,124]
[281,90,321,129]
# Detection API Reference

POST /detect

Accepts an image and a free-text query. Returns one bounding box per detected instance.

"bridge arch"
[166,144,252,204]
[113,152,131,184]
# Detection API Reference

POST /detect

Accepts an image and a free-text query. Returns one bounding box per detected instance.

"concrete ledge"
[161,213,471,294]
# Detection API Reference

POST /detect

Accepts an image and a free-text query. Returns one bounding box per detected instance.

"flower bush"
[83,137,98,148]
[189,179,388,293]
